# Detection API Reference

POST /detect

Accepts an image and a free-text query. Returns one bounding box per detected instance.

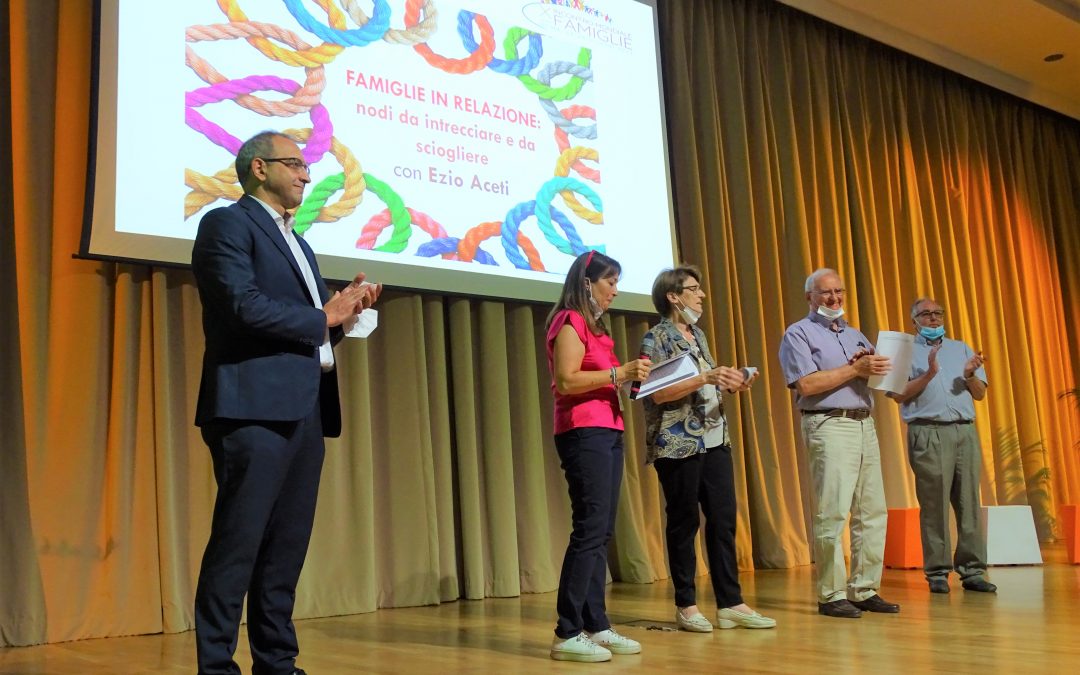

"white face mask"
[344,308,378,338]
[816,304,845,320]
[584,279,604,319]
[675,298,701,325]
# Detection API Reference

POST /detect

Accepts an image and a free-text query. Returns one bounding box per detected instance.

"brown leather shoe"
[849,595,900,613]
[817,599,862,618]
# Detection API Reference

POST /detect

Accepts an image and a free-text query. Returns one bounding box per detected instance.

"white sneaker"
[586,628,642,655]
[716,606,777,629]
[675,608,714,632]
[550,634,612,662]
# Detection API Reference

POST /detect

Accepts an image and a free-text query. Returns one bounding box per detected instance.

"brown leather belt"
[801,408,871,421]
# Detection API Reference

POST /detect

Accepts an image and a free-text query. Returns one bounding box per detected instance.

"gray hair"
[805,268,840,293]
[910,297,938,319]
[235,131,288,188]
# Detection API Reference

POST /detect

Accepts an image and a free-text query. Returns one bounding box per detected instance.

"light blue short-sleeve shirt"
[779,312,874,411]
[899,335,986,422]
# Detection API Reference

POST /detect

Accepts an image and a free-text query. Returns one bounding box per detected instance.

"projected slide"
[86,0,676,310]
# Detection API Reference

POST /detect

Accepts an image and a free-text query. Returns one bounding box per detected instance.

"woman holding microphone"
[545,250,652,662]
[639,265,776,632]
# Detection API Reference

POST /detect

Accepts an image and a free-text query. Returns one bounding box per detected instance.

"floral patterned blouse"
[639,318,727,463]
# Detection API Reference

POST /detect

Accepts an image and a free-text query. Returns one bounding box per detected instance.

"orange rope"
[406,8,495,74]
[459,221,545,271]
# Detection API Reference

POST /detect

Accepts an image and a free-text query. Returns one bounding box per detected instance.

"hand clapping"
[325,272,382,326]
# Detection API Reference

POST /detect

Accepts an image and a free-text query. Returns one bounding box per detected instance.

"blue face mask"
[918,325,946,341]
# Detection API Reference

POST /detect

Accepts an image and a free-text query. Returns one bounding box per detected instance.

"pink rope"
[186,75,332,161]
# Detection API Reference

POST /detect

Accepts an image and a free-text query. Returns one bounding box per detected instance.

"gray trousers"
[907,422,987,580]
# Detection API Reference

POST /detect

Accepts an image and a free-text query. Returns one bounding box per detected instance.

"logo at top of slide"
[522,1,634,51]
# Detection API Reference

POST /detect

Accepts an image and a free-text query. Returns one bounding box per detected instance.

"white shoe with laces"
[550,633,612,662]
[585,628,642,655]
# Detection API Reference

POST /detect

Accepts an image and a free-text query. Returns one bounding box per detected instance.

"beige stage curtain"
[658,0,1080,554]
[4,0,1079,648]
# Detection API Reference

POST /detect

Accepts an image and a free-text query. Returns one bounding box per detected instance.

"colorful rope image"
[534,177,603,249]
[512,38,592,102]
[216,0,348,67]
[185,21,326,116]
[409,10,495,75]
[283,0,391,47]
[458,220,545,270]
[340,0,437,46]
[358,206,456,259]
[554,148,601,222]
[185,75,333,160]
[461,26,543,76]
[554,105,600,182]
[185,1,605,273]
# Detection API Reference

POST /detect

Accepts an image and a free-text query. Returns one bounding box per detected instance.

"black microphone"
[629,353,648,400]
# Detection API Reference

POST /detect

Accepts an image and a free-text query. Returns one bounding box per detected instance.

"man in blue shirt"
[779,268,899,619]
[889,298,996,594]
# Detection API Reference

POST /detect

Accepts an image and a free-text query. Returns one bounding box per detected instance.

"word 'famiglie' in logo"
[522,0,633,50]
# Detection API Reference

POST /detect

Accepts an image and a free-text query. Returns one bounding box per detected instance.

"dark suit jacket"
[192,195,344,436]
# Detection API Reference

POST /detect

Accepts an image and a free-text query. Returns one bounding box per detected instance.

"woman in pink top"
[544,250,651,663]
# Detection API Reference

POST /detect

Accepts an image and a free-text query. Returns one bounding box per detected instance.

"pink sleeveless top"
[546,309,624,434]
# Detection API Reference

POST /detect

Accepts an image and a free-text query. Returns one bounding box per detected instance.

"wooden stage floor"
[3,550,1078,674]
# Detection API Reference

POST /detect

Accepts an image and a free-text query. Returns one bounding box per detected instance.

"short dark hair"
[235,131,288,189]
[651,265,702,317]
[545,250,622,335]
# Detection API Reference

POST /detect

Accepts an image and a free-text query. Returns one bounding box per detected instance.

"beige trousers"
[802,415,887,603]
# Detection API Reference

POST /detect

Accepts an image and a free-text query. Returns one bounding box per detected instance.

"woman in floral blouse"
[639,265,776,632]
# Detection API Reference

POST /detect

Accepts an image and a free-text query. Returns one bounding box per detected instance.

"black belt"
[909,419,973,426]
[801,408,871,421]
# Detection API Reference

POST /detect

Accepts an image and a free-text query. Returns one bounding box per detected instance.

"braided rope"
[535,63,596,137]
[185,22,325,116]
[339,0,437,45]
[409,10,495,74]
[184,128,364,221]
[554,105,600,182]
[502,200,588,263]
[461,25,542,75]
[513,43,591,102]
[293,173,344,235]
[535,177,602,252]
[417,237,496,264]
[185,165,241,218]
[284,127,366,222]
[352,174,412,252]
[459,220,545,270]
[356,207,454,258]
[216,0,347,67]
[185,75,332,161]
[283,0,390,46]
[554,148,602,222]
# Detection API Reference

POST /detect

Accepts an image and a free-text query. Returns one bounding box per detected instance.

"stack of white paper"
[868,330,914,393]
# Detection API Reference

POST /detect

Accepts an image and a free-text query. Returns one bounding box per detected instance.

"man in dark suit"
[191,131,380,675]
